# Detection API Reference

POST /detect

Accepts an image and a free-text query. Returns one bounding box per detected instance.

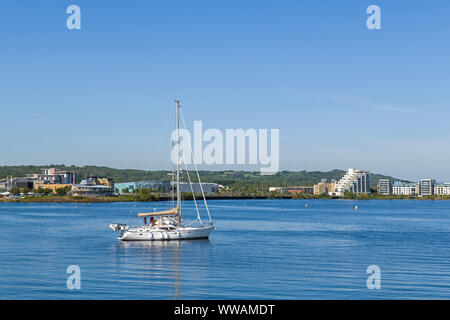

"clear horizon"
[1,1,450,182]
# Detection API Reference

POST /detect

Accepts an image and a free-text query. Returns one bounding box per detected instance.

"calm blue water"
[0,199,449,299]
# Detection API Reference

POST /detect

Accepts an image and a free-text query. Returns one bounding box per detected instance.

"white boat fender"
[109,223,127,231]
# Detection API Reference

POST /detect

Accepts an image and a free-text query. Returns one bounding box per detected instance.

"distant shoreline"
[0,194,274,203]
[2,194,450,203]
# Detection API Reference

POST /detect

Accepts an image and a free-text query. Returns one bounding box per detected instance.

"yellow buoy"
[305,204,309,208]
[355,205,358,211]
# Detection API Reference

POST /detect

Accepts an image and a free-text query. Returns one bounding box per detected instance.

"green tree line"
[0,165,400,191]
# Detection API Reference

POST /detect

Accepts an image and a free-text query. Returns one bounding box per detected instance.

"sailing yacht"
[109,100,215,241]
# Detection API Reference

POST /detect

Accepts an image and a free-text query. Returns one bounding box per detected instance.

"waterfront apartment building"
[330,168,370,196]
[392,182,418,195]
[377,179,392,195]
[313,179,336,195]
[69,177,114,197]
[38,168,76,184]
[434,183,450,196]
[33,181,73,194]
[26,168,76,185]
[419,179,435,196]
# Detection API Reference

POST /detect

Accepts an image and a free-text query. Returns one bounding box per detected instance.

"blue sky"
[1,0,450,181]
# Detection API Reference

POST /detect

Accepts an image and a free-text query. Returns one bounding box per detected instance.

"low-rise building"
[392,182,418,196]
[1,176,35,191]
[434,183,450,196]
[33,181,73,194]
[86,176,114,188]
[12,178,35,190]
[313,179,336,195]
[70,177,114,197]
[269,186,314,194]
[70,184,114,197]
[0,180,8,192]
[175,182,221,194]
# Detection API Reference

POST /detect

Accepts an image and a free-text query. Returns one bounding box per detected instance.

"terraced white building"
[330,168,370,196]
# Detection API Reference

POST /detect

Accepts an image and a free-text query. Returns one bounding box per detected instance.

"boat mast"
[175,100,181,226]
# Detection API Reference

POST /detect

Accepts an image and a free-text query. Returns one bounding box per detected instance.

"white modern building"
[27,168,76,184]
[330,168,370,196]
[434,183,450,196]
[419,179,435,196]
[392,182,418,195]
[377,179,392,195]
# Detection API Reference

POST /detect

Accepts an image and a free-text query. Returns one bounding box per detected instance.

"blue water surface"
[0,199,449,299]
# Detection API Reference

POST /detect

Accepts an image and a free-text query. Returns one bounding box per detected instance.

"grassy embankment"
[1,195,139,203]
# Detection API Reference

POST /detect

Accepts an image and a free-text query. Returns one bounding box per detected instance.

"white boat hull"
[116,225,214,241]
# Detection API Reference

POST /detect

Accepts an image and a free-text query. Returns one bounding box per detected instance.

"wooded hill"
[0,165,402,190]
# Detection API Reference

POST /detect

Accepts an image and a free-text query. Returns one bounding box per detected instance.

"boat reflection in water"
[109,239,213,299]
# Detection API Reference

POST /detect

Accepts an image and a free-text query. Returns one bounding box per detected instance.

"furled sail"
[136,206,179,217]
